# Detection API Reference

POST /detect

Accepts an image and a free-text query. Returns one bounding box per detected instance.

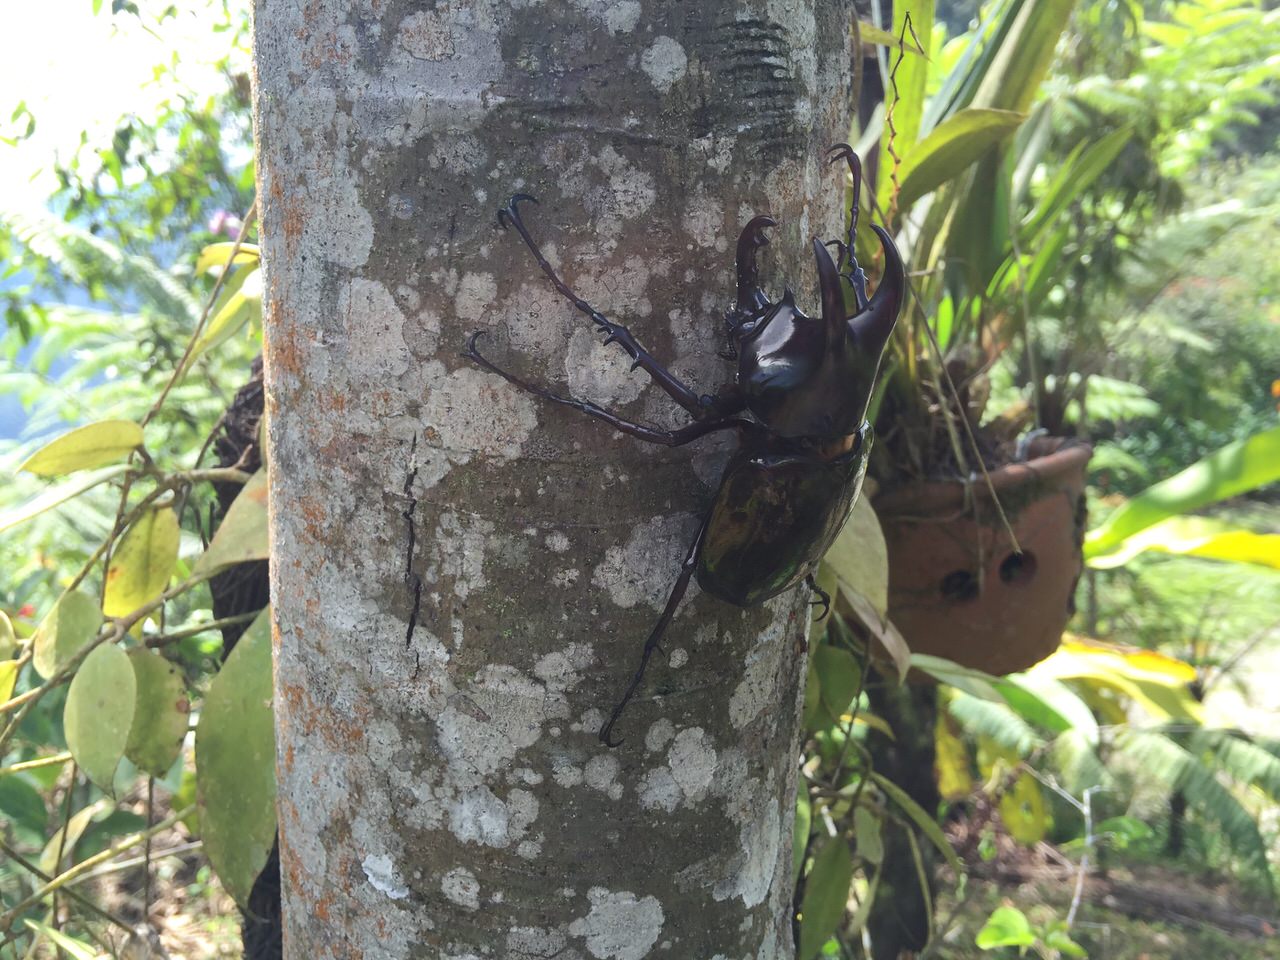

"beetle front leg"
[599,514,709,748]
[826,144,870,311]
[805,574,831,621]
[499,194,714,416]
[464,333,747,446]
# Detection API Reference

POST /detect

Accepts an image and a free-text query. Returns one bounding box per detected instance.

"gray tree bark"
[252,2,850,957]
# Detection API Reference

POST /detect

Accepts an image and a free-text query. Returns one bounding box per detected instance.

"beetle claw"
[497,193,540,231]
[826,142,857,166]
[461,330,488,359]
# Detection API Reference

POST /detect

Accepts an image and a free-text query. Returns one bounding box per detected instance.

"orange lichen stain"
[298,495,329,543]
[268,323,306,379]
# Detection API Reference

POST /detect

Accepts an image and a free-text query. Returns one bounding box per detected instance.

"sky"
[0,1,245,215]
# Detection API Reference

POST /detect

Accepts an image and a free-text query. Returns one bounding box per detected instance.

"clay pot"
[873,437,1093,676]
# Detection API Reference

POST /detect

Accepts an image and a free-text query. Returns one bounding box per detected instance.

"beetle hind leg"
[599,516,709,747]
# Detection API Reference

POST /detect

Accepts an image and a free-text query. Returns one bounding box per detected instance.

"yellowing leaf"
[1029,636,1202,722]
[22,920,101,960]
[0,465,128,535]
[193,469,269,576]
[40,798,110,876]
[181,266,263,376]
[33,591,102,680]
[64,643,136,793]
[17,421,144,477]
[935,712,973,801]
[126,650,190,777]
[0,660,18,704]
[103,507,180,617]
[1087,515,1280,570]
[195,242,261,275]
[1000,773,1048,845]
[196,608,276,908]
[0,610,14,659]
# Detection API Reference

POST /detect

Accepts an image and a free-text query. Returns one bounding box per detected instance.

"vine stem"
[0,840,136,935]
[0,752,71,778]
[0,807,193,932]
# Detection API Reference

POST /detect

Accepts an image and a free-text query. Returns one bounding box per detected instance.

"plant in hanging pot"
[840,0,1111,677]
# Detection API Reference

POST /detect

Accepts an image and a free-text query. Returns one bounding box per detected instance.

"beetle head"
[732,148,904,439]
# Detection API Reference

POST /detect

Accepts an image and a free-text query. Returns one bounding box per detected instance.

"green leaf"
[793,790,812,884]
[823,496,890,616]
[193,469,269,575]
[975,905,1036,949]
[17,420,144,477]
[872,771,964,874]
[1087,516,1280,570]
[996,674,1099,744]
[181,265,263,375]
[64,643,136,793]
[1021,127,1132,243]
[1086,425,1280,560]
[971,0,1077,115]
[103,507,180,617]
[195,242,261,275]
[22,920,101,960]
[910,653,1003,701]
[126,650,190,777]
[0,465,128,536]
[33,591,103,680]
[897,108,1026,210]
[814,644,862,725]
[854,805,883,865]
[798,837,855,960]
[196,607,277,908]
[0,775,47,842]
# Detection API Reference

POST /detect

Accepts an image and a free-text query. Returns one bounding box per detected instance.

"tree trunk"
[252,2,850,956]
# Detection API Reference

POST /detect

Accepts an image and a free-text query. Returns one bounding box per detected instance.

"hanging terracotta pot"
[873,437,1093,676]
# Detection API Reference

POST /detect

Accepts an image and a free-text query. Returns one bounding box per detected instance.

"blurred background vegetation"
[0,0,1276,958]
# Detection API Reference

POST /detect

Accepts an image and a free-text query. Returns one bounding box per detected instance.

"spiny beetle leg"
[463,333,748,447]
[825,144,870,311]
[498,194,708,417]
[805,574,831,621]
[599,515,709,748]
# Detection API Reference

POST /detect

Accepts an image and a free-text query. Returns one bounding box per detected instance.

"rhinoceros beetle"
[464,144,904,746]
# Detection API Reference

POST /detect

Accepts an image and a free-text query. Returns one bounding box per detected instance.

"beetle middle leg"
[499,194,716,417]
[464,333,747,446]
[599,514,710,748]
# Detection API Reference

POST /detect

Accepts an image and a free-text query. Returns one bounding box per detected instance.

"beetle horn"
[848,224,904,359]
[735,215,776,312]
[813,236,847,346]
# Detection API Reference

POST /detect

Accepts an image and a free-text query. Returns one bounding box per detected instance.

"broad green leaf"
[996,674,1099,744]
[999,773,1048,845]
[0,660,17,704]
[854,805,884,865]
[798,837,855,960]
[897,108,1026,211]
[814,644,862,725]
[0,466,129,535]
[0,775,47,841]
[64,643,136,793]
[793,790,812,884]
[1087,515,1280,570]
[824,496,889,616]
[195,241,261,275]
[40,798,111,876]
[872,771,963,874]
[975,905,1036,949]
[0,610,13,659]
[910,653,1002,701]
[1020,127,1132,243]
[33,591,102,680]
[126,650,190,777]
[193,469,270,575]
[196,607,276,908]
[103,507,180,617]
[971,0,1077,115]
[22,920,101,960]
[1086,425,1280,560]
[17,420,144,477]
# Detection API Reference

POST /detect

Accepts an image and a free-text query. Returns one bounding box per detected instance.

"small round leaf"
[196,608,276,908]
[33,591,103,680]
[126,650,190,777]
[103,507,180,618]
[64,643,136,794]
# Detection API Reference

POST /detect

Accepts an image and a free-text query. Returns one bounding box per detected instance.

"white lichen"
[441,866,481,911]
[569,888,665,960]
[361,854,410,900]
[639,36,688,93]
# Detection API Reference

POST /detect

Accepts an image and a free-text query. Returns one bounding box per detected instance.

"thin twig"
[0,753,71,778]
[0,840,135,935]
[143,611,260,649]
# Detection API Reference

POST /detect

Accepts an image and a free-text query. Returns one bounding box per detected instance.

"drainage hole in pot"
[940,570,980,603]
[999,551,1038,586]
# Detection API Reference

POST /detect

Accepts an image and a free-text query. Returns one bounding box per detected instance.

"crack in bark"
[403,434,425,651]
